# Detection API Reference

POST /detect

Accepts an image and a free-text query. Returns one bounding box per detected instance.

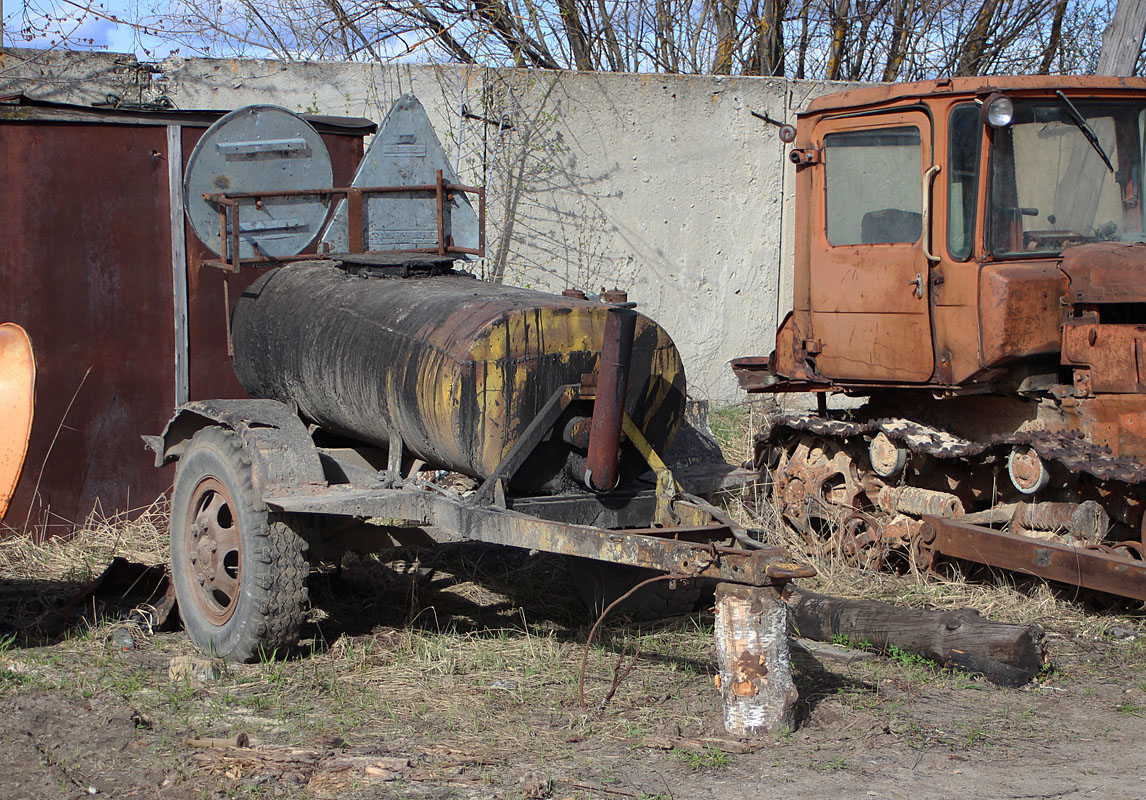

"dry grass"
[707,397,780,467]
[0,498,170,636]
[0,498,169,584]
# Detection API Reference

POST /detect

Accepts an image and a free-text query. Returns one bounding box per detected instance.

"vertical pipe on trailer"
[435,169,446,255]
[167,125,189,406]
[347,189,364,253]
[583,306,637,492]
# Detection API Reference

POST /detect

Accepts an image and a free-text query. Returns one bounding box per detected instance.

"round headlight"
[982,93,1014,128]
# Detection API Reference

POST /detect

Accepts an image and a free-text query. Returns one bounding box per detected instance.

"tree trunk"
[786,588,1046,687]
[653,0,679,71]
[745,0,786,75]
[955,0,1002,75]
[712,0,740,74]
[796,0,810,78]
[1097,0,1146,75]
[1039,0,1069,73]
[826,0,850,80]
[881,0,911,81]
[594,0,626,71]
[557,0,594,69]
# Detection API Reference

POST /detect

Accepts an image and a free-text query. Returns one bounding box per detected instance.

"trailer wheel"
[566,558,713,622]
[170,426,309,662]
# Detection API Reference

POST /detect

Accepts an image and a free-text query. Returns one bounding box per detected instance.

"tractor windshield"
[988,99,1146,256]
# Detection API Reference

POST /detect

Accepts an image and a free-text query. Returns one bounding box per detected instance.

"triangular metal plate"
[320,94,479,257]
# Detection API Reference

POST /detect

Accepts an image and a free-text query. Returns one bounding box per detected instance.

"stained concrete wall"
[1,47,855,402]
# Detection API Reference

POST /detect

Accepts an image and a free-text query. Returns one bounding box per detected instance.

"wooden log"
[713,583,797,736]
[787,588,1045,686]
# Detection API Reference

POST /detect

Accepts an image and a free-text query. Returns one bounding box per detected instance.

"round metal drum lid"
[184,105,333,259]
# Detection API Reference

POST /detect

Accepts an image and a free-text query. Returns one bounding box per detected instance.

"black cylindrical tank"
[231,261,687,489]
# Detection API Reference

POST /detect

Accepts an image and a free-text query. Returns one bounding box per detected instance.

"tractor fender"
[143,400,324,505]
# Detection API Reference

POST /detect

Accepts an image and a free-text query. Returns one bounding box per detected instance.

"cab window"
[824,126,922,246]
[947,104,981,260]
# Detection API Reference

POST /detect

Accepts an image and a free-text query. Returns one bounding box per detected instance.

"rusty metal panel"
[184,128,364,403]
[805,110,935,383]
[1058,393,1146,459]
[1060,242,1146,303]
[977,262,1067,368]
[0,122,176,534]
[801,76,1146,118]
[1062,322,1146,393]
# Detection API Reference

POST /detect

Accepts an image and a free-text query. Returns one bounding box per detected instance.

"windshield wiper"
[1055,90,1114,173]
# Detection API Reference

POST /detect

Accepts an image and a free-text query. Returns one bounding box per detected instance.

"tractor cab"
[737,76,1146,394]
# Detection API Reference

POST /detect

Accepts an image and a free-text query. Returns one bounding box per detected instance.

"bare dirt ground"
[2,514,1146,800]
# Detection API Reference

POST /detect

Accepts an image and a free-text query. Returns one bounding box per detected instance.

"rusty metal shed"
[0,94,374,535]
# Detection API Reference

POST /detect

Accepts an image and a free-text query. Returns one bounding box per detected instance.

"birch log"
[713,583,797,736]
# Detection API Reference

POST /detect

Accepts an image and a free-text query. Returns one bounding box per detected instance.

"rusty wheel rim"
[836,515,886,570]
[183,476,243,625]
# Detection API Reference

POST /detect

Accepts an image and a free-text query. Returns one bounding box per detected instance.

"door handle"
[908,273,924,299]
[922,163,941,263]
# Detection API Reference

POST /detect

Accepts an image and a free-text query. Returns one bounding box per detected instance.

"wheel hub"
[182,476,242,625]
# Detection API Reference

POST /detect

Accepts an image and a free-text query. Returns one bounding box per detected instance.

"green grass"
[672,746,732,771]
[885,643,939,670]
[958,721,990,746]
[830,633,873,650]
[1116,701,1143,717]
[816,756,851,771]
[0,668,30,692]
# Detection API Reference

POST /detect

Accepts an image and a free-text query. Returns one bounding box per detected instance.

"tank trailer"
[147,97,811,735]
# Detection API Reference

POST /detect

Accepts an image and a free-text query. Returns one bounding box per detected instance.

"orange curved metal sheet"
[0,323,35,524]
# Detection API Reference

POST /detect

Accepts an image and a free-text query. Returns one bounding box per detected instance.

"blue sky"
[5,0,186,58]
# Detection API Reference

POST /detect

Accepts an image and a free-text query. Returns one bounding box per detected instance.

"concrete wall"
[1,47,854,402]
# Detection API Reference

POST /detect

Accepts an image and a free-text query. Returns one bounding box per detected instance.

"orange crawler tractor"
[734,76,1146,601]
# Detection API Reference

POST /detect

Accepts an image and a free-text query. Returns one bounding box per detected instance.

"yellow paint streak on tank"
[462,302,686,476]
[475,317,511,473]
[630,320,682,436]
[468,305,607,473]
[417,347,464,467]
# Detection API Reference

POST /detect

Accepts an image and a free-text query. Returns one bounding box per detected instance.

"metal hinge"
[789,148,821,166]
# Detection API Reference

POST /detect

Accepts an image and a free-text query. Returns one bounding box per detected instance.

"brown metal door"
[808,111,936,382]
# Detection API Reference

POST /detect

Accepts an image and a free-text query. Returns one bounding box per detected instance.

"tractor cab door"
[807,111,936,383]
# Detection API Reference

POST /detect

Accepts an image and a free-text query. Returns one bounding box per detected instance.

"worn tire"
[566,557,714,622]
[170,426,309,662]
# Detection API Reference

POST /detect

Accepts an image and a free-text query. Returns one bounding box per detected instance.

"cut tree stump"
[786,588,1046,686]
[713,583,797,736]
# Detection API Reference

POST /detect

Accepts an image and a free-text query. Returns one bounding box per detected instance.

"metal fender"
[143,399,325,508]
